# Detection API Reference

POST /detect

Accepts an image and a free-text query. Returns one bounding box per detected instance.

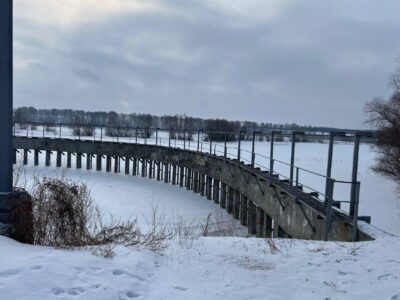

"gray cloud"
[14,0,400,128]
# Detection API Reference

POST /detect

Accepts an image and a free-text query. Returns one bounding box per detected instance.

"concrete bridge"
[12,136,373,242]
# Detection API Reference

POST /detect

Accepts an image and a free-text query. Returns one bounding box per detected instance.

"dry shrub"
[32,178,171,254]
[200,211,241,237]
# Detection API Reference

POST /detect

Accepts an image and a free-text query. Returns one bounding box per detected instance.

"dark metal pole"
[251,131,256,167]
[197,130,200,152]
[224,131,227,158]
[183,129,186,150]
[350,133,361,216]
[156,128,159,146]
[290,132,296,185]
[237,131,242,162]
[0,0,13,196]
[270,131,275,174]
[325,132,335,201]
[209,131,213,154]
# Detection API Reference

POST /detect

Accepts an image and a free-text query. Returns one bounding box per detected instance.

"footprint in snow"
[126,291,141,299]
[378,274,398,281]
[52,287,65,295]
[67,287,85,296]
[113,269,125,276]
[391,294,400,300]
[0,269,20,277]
[31,265,42,271]
[174,286,188,291]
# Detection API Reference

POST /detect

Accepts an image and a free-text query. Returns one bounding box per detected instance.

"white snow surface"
[1,234,400,300]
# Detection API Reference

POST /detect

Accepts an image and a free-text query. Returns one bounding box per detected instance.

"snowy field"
[1,129,400,299]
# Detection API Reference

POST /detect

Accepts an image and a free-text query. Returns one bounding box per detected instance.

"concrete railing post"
[226,187,234,214]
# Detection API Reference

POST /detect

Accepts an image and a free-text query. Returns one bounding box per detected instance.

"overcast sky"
[13,0,400,128]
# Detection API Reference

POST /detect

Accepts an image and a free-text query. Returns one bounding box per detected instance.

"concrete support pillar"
[67,152,72,168]
[172,165,177,185]
[34,150,39,166]
[240,196,248,226]
[23,149,28,165]
[193,172,199,193]
[206,176,213,200]
[56,151,62,168]
[274,222,285,238]
[213,179,220,204]
[220,183,227,208]
[200,174,205,196]
[226,186,234,214]
[106,155,112,172]
[86,154,92,170]
[248,201,257,235]
[256,207,265,237]
[156,162,161,181]
[76,153,82,169]
[233,191,240,220]
[132,158,137,176]
[96,154,102,171]
[148,160,153,178]
[264,213,273,238]
[124,157,130,175]
[179,166,184,188]
[45,150,51,167]
[186,169,192,190]
[141,159,146,177]
[114,157,119,173]
[164,163,169,183]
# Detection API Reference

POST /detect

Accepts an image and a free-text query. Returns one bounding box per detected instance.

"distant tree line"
[13,107,342,141]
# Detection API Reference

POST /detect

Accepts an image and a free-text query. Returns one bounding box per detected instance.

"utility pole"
[0,0,13,233]
[0,0,13,194]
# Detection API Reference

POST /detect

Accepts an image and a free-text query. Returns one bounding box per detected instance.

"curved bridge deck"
[13,136,373,242]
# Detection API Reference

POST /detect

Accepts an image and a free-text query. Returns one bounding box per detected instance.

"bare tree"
[366,59,400,186]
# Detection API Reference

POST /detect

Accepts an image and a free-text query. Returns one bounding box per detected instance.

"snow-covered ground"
[1,233,400,299]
